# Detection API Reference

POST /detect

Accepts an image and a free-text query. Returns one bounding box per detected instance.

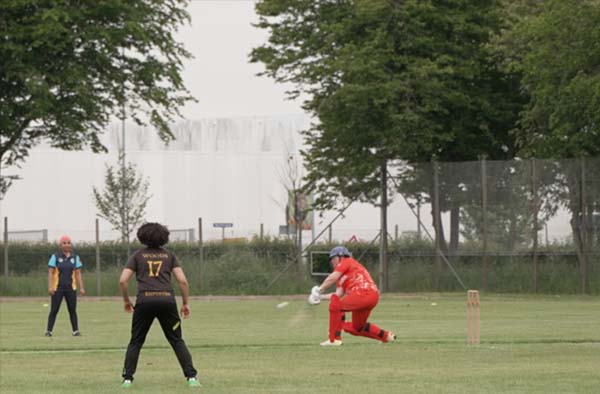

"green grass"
[1,294,599,393]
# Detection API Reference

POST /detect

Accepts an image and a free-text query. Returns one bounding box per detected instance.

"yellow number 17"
[146,260,163,277]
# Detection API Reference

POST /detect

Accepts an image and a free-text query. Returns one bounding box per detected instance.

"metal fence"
[391,157,600,293]
[1,157,599,295]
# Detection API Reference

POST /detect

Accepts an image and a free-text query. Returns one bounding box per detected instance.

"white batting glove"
[308,286,322,305]
[311,285,322,299]
[307,293,321,305]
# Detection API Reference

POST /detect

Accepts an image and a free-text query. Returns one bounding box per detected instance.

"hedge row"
[0,237,299,274]
[1,238,598,295]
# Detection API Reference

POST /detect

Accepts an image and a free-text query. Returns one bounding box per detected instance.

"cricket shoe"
[320,339,343,347]
[44,331,52,337]
[187,377,201,387]
[72,330,81,336]
[385,331,396,343]
[121,379,132,389]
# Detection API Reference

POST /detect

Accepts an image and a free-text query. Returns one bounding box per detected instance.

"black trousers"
[46,288,78,332]
[122,301,197,381]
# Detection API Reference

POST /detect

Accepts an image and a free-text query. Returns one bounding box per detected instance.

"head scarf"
[58,235,72,244]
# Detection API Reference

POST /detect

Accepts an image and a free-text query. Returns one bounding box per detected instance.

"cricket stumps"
[467,290,480,345]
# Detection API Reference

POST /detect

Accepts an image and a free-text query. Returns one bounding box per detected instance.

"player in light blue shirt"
[45,235,85,337]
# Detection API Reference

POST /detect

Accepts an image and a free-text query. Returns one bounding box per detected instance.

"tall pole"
[121,47,129,257]
[379,160,389,293]
[122,103,129,256]
[580,157,588,293]
[531,159,539,292]
[433,162,441,291]
[481,158,489,290]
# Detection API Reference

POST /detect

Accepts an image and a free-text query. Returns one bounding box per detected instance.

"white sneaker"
[385,331,396,343]
[320,339,342,346]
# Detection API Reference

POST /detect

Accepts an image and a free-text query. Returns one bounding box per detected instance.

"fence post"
[95,218,101,296]
[580,158,588,294]
[480,158,488,290]
[3,217,8,290]
[432,162,441,291]
[198,217,203,292]
[531,159,539,292]
[260,223,264,240]
[417,198,422,240]
[297,220,303,284]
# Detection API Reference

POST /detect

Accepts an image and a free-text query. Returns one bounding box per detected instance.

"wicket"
[467,290,480,345]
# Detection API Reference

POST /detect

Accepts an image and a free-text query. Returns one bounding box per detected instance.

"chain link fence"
[1,158,599,295]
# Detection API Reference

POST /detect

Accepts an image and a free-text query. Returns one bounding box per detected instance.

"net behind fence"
[6,230,48,242]
[2,157,599,295]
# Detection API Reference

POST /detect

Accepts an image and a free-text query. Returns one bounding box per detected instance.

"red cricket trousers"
[328,291,389,342]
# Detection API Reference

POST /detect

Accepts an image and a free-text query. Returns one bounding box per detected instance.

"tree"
[252,0,522,289]
[458,160,561,251]
[92,154,151,243]
[279,154,312,282]
[0,0,193,194]
[252,0,519,202]
[0,174,20,200]
[499,0,600,292]
[500,0,600,158]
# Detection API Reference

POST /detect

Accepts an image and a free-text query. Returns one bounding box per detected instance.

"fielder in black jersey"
[119,222,199,388]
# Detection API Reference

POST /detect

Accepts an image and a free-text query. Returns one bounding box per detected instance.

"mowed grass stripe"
[2,295,599,394]
[3,337,600,355]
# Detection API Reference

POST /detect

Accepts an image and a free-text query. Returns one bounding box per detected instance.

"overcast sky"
[176,0,305,119]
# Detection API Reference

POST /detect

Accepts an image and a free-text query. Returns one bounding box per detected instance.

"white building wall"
[1,114,574,245]
[2,115,426,243]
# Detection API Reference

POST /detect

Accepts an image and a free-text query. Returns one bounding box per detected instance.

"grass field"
[1,293,599,394]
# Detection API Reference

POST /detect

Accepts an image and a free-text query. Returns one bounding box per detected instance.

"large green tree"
[501,0,600,158]
[252,0,525,291]
[0,0,193,192]
[251,0,521,241]
[499,0,600,292]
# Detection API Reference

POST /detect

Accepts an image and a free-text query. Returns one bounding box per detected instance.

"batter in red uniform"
[309,246,396,346]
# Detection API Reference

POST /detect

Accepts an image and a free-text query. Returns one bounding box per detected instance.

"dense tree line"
[251,0,600,291]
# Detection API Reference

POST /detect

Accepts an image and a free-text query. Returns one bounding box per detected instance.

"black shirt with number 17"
[125,248,181,304]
